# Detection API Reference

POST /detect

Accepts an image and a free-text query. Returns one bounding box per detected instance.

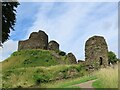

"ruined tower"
[18,30,48,50]
[85,36,108,68]
[48,40,59,51]
[66,53,77,64]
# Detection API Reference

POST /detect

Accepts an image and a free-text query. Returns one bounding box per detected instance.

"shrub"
[33,74,50,85]
[72,65,82,72]
[11,51,18,56]
[59,51,66,56]
[35,69,44,73]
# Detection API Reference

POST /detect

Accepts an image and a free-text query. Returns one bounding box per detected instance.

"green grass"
[2,49,89,88]
[40,74,97,88]
[92,79,104,88]
[2,64,88,88]
[2,49,69,70]
[92,65,118,88]
[2,49,118,88]
[2,49,75,71]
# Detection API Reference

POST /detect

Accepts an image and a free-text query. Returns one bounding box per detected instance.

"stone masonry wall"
[18,30,48,50]
[85,36,108,68]
[48,40,59,51]
[66,53,77,64]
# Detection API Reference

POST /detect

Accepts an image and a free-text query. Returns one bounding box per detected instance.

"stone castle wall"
[18,30,60,51]
[67,53,77,64]
[48,40,59,51]
[18,30,48,50]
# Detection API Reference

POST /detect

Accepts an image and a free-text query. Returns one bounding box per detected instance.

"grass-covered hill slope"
[2,49,70,70]
[2,49,118,88]
[2,64,88,88]
[2,49,89,88]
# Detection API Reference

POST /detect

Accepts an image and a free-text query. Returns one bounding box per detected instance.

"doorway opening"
[99,57,103,65]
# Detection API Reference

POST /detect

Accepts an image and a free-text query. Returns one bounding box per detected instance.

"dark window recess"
[99,57,103,65]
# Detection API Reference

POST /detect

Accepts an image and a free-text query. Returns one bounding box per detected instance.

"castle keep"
[18,30,48,50]
[85,36,108,68]
[18,30,60,51]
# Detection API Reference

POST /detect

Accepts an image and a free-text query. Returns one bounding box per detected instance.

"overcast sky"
[0,1,118,62]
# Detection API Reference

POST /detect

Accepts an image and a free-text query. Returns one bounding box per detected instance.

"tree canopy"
[108,51,117,65]
[2,1,19,43]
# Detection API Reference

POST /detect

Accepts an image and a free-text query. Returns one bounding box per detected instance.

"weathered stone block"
[66,53,77,64]
[48,40,59,51]
[78,60,85,64]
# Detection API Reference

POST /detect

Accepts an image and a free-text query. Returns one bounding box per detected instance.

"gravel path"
[74,79,97,90]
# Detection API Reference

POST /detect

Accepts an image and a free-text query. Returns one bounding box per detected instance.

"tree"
[108,51,117,65]
[2,1,19,43]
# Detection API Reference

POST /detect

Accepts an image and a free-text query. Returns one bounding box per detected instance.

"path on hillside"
[73,79,97,89]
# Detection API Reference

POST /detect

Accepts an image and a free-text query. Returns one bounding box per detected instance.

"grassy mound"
[2,49,69,70]
[2,49,89,88]
[2,49,118,88]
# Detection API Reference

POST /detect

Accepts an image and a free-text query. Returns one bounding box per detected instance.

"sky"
[0,1,118,62]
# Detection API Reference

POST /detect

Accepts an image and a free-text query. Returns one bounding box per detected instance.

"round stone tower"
[85,36,108,68]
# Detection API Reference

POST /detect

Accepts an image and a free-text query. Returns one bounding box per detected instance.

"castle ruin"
[85,36,108,68]
[18,30,109,68]
[48,40,59,51]
[18,30,48,50]
[67,53,77,64]
[18,30,60,52]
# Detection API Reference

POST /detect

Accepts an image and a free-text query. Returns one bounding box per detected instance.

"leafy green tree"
[108,51,117,65]
[2,1,19,43]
